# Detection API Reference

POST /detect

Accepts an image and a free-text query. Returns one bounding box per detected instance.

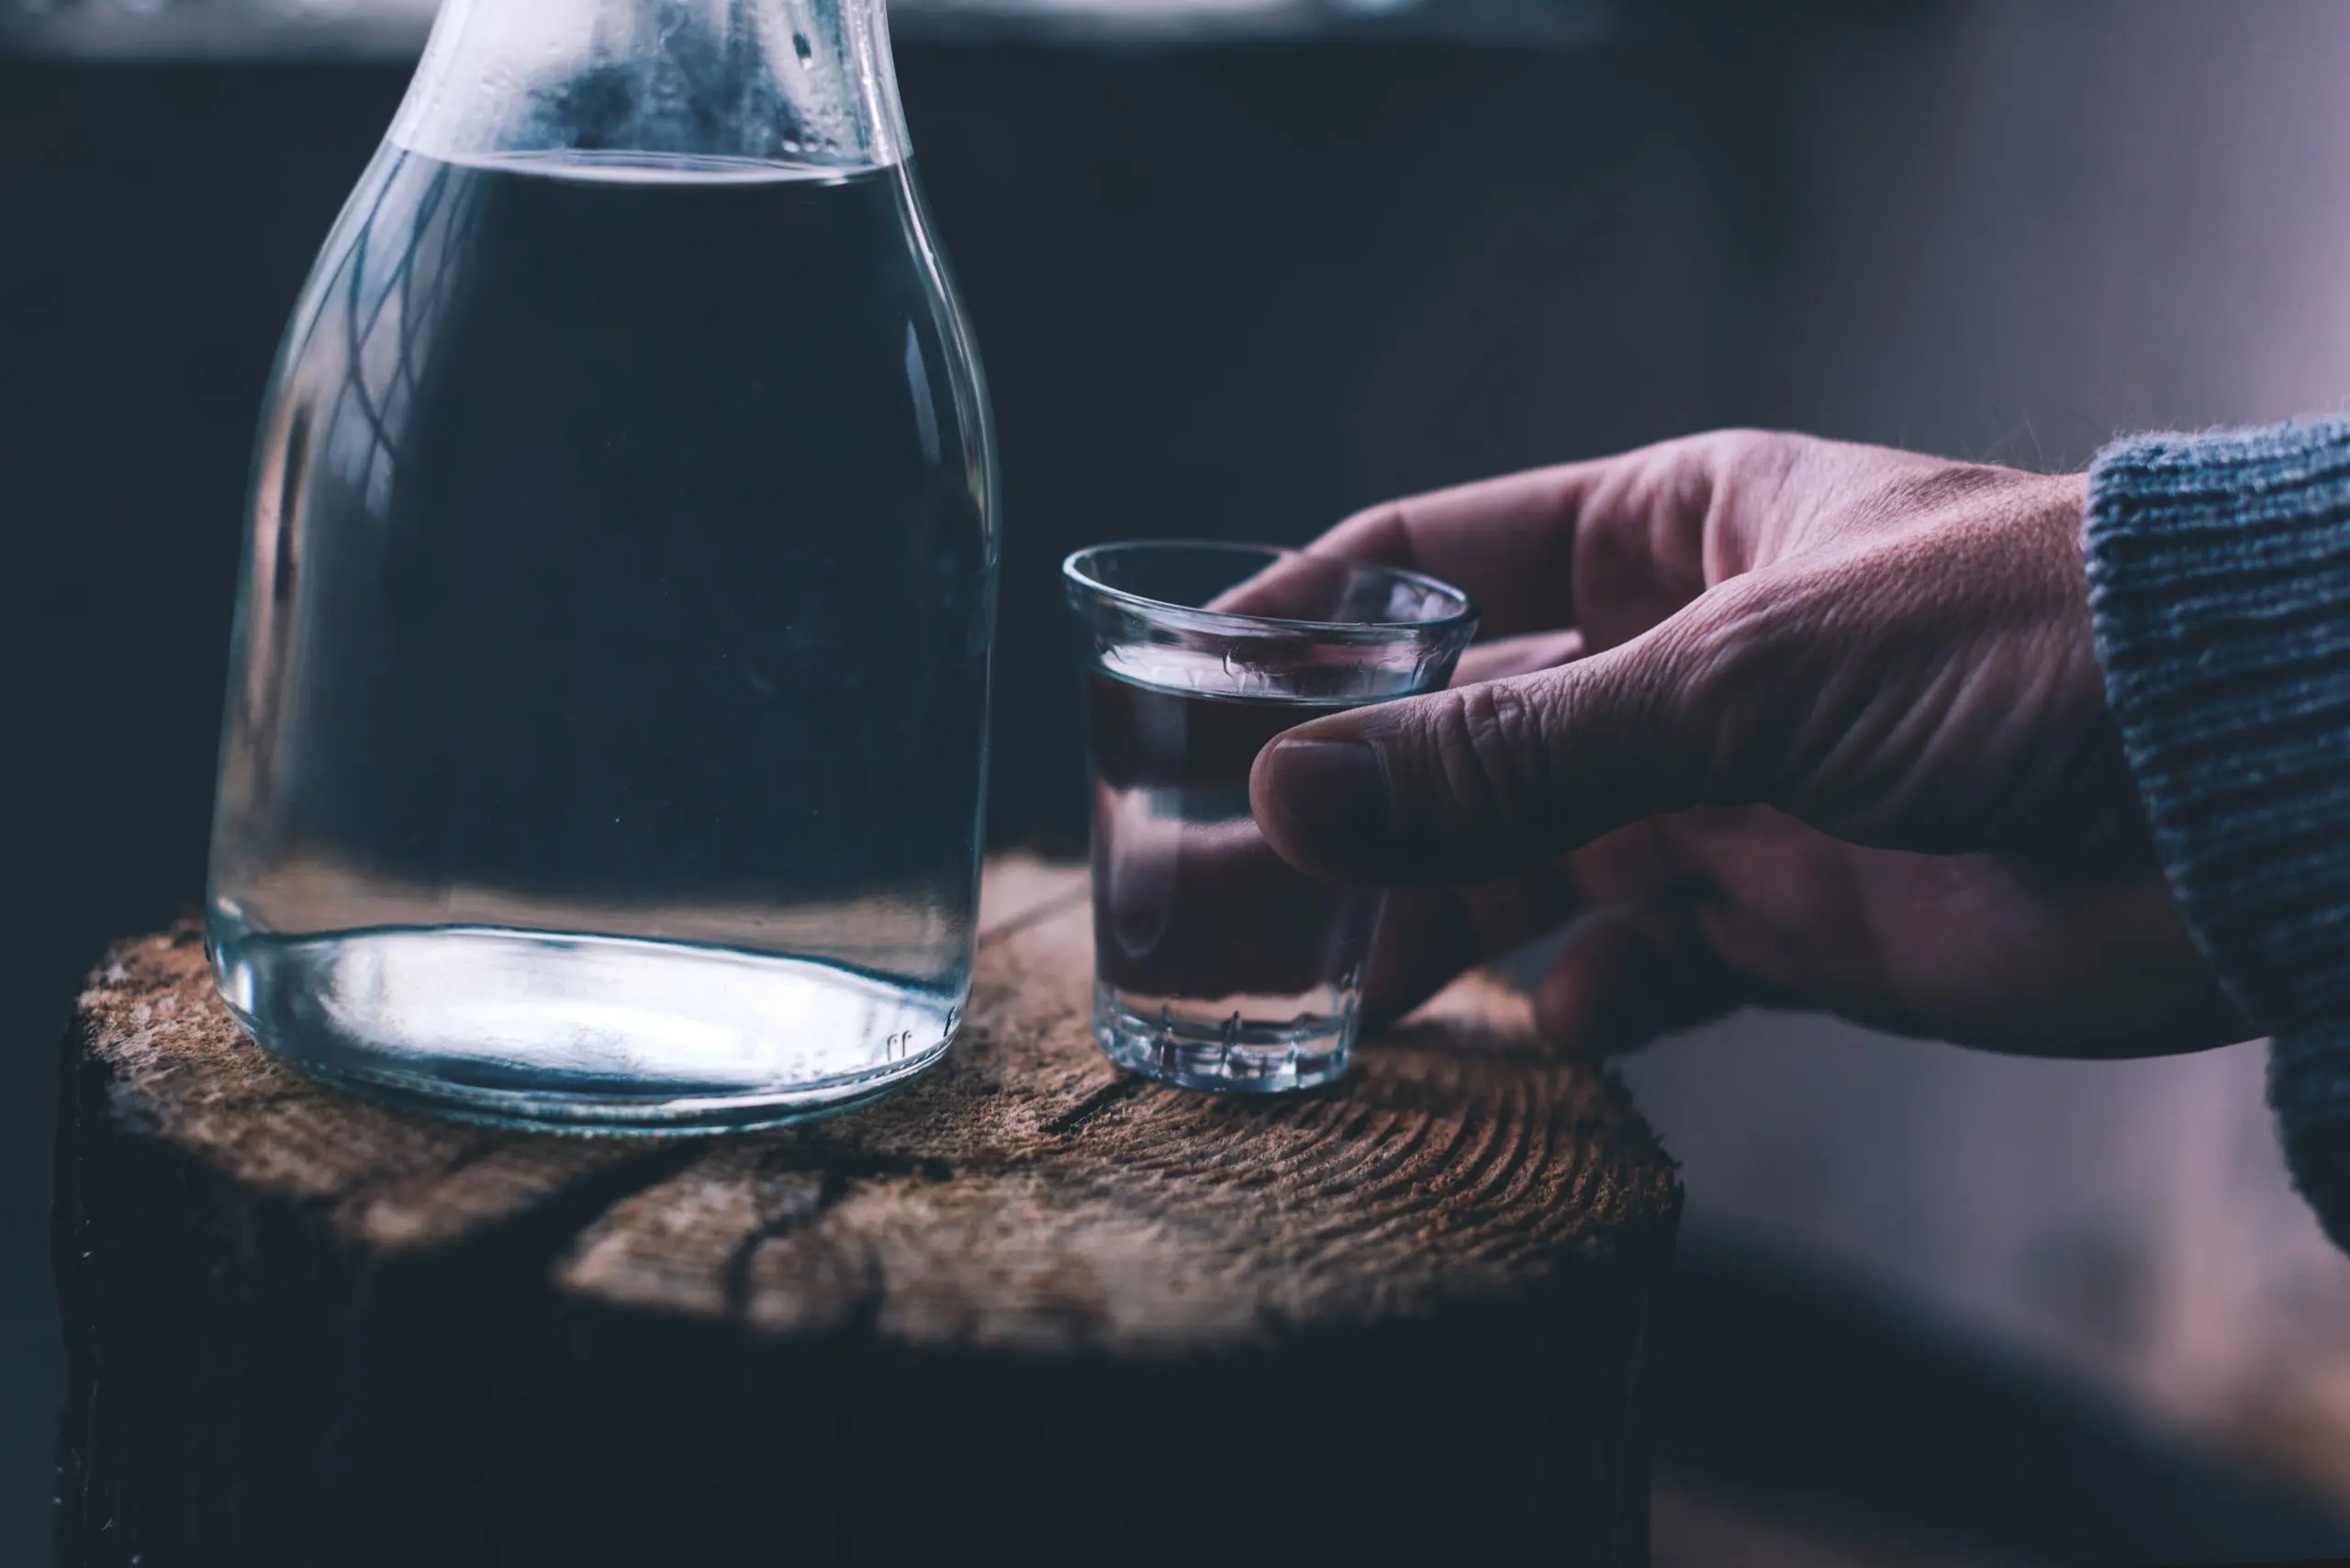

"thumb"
[1249,621,1734,884]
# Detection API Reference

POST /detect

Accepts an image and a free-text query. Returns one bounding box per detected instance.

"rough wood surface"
[56,857,1679,1566]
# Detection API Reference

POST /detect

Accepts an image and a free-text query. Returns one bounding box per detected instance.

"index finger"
[1306,438,1723,641]
[1307,465,1591,638]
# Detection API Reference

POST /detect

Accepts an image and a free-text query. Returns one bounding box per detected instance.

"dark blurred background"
[11,0,2350,1562]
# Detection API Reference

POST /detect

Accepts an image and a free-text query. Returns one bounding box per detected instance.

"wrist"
[2086,418,2350,1244]
[2085,419,2350,1033]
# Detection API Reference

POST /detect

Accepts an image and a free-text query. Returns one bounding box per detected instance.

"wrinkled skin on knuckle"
[1650,576,1811,803]
[1410,678,1561,865]
[1570,453,1702,632]
[1571,430,1811,647]
[1695,429,1819,577]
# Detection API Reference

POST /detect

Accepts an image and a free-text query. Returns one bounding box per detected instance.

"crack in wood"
[719,1148,956,1320]
[56,859,1677,1562]
[1041,1074,1150,1137]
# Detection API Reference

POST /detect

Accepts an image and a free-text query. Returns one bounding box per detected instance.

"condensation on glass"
[208,0,999,1130]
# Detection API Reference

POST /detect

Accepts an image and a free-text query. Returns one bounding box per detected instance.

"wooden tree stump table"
[54,858,1680,1567]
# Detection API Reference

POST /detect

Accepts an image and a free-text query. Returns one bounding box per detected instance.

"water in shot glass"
[1062,542,1476,1092]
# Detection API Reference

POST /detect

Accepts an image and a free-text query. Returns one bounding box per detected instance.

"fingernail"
[1260,737,1389,846]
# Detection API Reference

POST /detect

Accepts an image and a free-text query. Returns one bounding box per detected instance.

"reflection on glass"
[208,0,999,1131]
[1063,542,1474,1093]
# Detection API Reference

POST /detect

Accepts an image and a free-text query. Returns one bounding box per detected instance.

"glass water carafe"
[207,0,998,1130]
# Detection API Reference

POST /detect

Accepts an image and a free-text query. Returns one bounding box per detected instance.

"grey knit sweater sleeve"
[2085,418,2350,1249]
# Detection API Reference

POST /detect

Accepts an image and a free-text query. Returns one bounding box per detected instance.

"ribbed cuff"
[2086,419,2350,1247]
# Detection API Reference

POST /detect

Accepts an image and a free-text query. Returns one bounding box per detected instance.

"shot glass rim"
[1061,538,1478,644]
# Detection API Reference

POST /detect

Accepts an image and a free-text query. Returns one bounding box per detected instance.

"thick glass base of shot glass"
[211,924,962,1134]
[1092,980,1355,1093]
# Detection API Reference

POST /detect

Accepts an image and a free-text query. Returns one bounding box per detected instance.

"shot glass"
[1063,541,1476,1092]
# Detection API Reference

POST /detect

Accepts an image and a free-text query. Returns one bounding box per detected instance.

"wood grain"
[55,857,1678,1565]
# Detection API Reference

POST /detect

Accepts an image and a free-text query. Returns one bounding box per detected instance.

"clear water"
[208,145,995,1129]
[1083,668,1383,1092]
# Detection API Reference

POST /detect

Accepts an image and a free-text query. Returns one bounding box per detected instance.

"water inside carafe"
[209,115,996,1127]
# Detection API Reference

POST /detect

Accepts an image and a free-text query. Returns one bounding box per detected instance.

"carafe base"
[211,924,961,1134]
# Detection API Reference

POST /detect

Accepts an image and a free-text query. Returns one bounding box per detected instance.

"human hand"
[1248,431,2252,1058]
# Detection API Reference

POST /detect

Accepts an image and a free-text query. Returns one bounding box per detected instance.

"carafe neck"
[390,0,908,173]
